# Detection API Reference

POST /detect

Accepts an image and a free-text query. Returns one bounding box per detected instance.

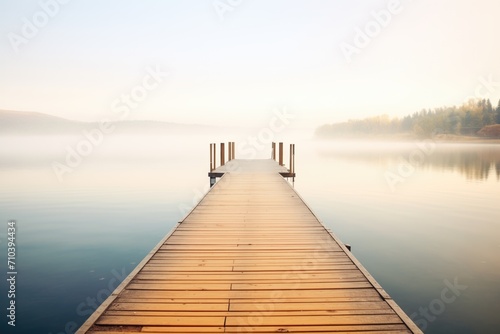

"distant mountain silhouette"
[0,110,222,135]
[0,110,82,134]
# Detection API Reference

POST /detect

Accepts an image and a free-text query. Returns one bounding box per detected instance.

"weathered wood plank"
[110,301,388,312]
[120,288,381,299]
[96,315,225,326]
[224,314,404,327]
[103,309,396,317]
[138,324,410,332]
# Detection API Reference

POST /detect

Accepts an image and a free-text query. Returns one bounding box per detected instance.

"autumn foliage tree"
[315,99,500,138]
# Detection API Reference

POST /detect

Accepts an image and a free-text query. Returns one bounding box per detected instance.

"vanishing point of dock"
[77,142,422,334]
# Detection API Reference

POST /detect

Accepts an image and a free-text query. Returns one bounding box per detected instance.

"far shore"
[315,133,500,144]
[432,134,500,144]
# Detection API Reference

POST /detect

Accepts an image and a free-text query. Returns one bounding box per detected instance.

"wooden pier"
[77,143,422,334]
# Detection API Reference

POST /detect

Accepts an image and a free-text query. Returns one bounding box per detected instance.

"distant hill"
[0,110,84,134]
[0,109,222,135]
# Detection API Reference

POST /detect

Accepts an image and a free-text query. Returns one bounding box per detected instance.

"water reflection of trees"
[318,144,500,181]
[425,148,500,180]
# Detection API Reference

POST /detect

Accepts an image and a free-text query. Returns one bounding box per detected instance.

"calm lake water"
[0,134,499,334]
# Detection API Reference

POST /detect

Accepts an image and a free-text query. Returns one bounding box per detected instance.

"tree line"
[316,99,500,138]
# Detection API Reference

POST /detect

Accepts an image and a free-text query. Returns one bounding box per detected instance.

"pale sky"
[1,0,499,129]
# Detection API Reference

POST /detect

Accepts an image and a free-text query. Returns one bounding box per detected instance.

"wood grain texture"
[78,159,422,333]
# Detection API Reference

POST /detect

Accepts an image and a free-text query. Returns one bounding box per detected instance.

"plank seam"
[277,173,423,334]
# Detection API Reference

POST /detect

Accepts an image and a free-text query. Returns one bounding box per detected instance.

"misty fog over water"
[1,132,499,333]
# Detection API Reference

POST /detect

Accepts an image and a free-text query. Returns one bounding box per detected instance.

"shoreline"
[315,134,500,144]
[432,134,500,144]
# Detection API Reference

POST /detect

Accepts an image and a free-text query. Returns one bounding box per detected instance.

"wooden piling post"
[279,142,284,166]
[221,143,225,166]
[213,144,216,170]
[272,142,276,160]
[290,144,295,174]
[232,142,235,160]
[228,142,235,161]
[210,143,213,171]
